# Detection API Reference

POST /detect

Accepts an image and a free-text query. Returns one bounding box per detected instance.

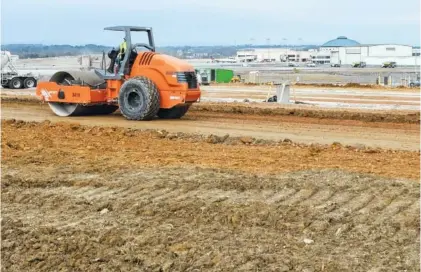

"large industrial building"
[314,36,420,66]
[237,36,420,66]
[237,48,312,63]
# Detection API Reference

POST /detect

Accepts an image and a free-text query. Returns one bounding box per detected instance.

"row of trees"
[1,44,112,58]
[1,44,319,59]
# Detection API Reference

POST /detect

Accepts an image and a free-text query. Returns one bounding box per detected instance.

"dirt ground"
[1,120,420,271]
[1,100,420,151]
[2,95,420,123]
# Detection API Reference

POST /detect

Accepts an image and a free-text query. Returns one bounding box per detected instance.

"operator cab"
[97,26,156,80]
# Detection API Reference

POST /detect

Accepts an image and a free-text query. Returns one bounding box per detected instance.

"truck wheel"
[23,77,37,88]
[9,78,23,89]
[157,105,190,119]
[118,76,160,120]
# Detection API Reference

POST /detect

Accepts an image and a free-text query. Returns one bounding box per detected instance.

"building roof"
[321,36,360,47]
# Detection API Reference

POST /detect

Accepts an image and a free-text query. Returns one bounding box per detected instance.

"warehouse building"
[236,36,420,66]
[313,36,420,66]
[236,48,312,63]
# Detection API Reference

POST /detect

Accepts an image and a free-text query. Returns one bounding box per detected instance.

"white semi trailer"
[1,51,38,89]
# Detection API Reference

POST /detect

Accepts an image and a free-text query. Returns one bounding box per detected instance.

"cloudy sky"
[1,0,420,46]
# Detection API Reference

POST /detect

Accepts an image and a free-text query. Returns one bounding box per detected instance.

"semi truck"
[1,51,38,89]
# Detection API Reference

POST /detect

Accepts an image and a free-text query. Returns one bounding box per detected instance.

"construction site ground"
[2,83,420,111]
[1,98,419,151]
[2,96,420,271]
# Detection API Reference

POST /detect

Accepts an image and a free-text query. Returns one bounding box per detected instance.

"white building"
[236,48,312,63]
[237,36,420,66]
[315,36,420,66]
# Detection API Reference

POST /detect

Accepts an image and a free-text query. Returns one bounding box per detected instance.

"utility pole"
[244,38,253,62]
[297,38,303,62]
[266,38,271,61]
[283,38,288,64]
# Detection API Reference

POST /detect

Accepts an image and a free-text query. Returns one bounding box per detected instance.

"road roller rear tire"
[118,76,160,120]
[157,105,190,119]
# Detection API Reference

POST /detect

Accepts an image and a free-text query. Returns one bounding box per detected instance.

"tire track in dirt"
[2,166,420,271]
[299,189,333,206]
[5,170,417,233]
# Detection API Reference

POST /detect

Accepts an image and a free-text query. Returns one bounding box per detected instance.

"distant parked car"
[331,63,341,67]
[382,61,397,68]
[306,62,316,67]
[288,62,299,67]
[352,61,366,68]
[409,80,420,87]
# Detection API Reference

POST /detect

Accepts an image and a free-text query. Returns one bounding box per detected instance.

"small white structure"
[276,83,291,104]
[248,71,260,84]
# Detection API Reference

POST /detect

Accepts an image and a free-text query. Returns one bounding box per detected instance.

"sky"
[1,0,420,46]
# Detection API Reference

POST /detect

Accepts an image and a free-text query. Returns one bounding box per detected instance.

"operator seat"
[105,48,137,75]
[127,49,138,72]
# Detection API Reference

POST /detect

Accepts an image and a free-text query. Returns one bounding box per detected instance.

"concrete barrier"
[276,83,291,104]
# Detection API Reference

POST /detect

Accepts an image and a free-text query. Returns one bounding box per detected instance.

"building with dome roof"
[235,35,419,66]
[312,36,420,66]
[321,36,360,48]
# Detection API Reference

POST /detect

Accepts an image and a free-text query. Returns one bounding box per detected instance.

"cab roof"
[104,26,152,32]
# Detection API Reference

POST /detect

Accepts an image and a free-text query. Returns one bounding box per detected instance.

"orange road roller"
[36,26,201,120]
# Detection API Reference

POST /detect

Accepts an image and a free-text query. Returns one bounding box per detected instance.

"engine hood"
[153,54,195,72]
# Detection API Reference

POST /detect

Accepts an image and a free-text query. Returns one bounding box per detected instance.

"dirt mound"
[2,119,419,179]
[2,96,419,124]
[191,103,420,124]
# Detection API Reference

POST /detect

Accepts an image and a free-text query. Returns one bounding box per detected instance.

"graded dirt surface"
[1,120,420,271]
[3,83,420,111]
[200,85,420,110]
[1,100,420,151]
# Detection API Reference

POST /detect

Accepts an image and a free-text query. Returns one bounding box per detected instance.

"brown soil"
[1,102,419,151]
[1,120,419,271]
[2,120,419,179]
[2,96,420,124]
[191,103,420,124]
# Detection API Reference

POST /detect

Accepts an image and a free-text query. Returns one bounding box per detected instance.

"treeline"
[1,44,112,58]
[1,44,319,59]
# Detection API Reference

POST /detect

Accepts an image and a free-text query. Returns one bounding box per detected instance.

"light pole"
[266,38,271,61]
[297,38,303,62]
[283,38,288,64]
[247,38,255,62]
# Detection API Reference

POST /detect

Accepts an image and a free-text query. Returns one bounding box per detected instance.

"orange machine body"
[36,52,201,109]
